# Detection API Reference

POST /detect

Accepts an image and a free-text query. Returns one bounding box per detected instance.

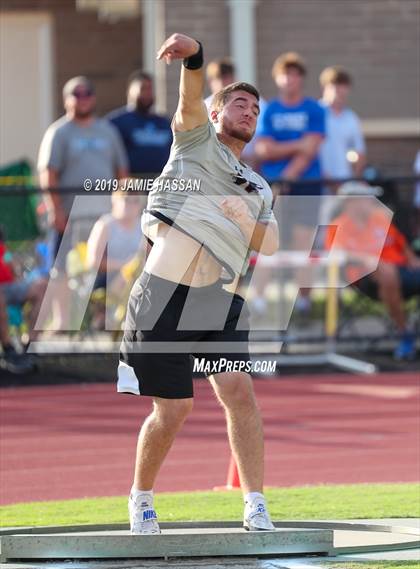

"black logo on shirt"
[232,166,263,194]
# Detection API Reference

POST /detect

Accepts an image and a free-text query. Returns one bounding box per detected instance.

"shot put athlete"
[117,34,279,534]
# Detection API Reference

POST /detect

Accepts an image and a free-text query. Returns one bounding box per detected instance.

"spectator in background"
[87,188,144,291]
[254,52,325,314]
[38,76,128,330]
[326,182,420,361]
[0,290,34,374]
[204,58,236,111]
[108,71,172,176]
[414,150,420,206]
[414,150,420,239]
[319,66,366,182]
[86,187,145,329]
[0,228,47,346]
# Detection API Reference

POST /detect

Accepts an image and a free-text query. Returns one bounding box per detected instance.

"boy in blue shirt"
[255,52,325,195]
[255,53,325,314]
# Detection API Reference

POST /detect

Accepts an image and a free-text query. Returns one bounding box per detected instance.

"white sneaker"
[129,492,161,535]
[243,496,276,531]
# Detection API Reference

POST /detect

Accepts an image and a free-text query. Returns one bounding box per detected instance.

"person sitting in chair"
[86,187,145,329]
[0,228,47,346]
[86,187,144,289]
[325,181,420,361]
[0,289,34,374]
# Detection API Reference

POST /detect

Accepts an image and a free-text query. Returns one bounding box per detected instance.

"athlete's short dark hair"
[210,82,259,112]
[127,70,153,88]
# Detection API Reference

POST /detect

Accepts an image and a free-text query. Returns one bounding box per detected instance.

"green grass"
[0,483,418,528]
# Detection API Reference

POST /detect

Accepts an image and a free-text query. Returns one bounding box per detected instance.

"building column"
[142,0,167,113]
[227,0,257,86]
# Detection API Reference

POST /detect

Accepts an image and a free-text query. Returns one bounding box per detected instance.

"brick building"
[1,0,419,178]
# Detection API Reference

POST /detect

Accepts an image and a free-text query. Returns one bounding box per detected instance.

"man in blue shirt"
[108,71,172,177]
[255,53,325,314]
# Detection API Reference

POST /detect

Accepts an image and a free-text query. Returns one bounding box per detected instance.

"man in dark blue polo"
[108,71,172,177]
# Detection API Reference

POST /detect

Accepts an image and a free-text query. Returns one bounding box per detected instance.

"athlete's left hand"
[221,196,252,224]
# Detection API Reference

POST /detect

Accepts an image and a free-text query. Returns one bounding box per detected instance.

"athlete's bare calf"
[133,371,263,494]
[133,397,193,491]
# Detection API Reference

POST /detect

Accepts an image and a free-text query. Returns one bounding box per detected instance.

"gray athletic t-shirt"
[141,120,275,283]
[38,116,128,218]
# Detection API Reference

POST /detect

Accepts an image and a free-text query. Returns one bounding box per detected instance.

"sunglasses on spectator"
[72,89,94,99]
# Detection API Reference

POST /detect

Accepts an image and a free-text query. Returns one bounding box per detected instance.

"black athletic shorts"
[117,271,251,399]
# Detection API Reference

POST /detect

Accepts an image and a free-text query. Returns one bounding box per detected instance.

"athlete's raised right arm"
[157,34,208,133]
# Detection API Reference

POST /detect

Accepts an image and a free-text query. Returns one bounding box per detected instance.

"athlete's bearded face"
[213,90,259,143]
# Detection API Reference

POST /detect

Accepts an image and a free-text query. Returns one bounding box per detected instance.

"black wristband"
[183,41,203,70]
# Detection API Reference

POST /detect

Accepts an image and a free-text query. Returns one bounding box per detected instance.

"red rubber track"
[0,372,419,505]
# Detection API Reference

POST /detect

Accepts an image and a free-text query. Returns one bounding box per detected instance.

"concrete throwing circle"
[0,520,418,563]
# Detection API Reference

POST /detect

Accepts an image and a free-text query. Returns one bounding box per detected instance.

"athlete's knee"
[153,396,194,426]
[213,372,256,409]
